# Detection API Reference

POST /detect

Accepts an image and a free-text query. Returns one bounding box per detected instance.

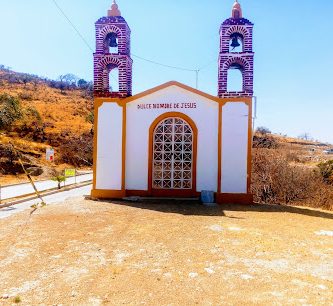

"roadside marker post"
[46,148,55,162]
[65,169,76,187]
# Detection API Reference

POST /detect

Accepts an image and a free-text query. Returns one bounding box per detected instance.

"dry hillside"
[0,68,93,184]
[253,132,333,210]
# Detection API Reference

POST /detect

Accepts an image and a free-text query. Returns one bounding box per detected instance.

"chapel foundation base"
[91,189,254,205]
[216,193,254,205]
[91,189,126,199]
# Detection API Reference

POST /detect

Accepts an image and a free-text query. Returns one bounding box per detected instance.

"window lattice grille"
[153,117,193,190]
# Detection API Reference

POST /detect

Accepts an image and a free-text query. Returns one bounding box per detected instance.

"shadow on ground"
[96,199,333,220]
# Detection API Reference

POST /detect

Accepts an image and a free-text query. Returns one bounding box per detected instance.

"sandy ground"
[0,198,332,305]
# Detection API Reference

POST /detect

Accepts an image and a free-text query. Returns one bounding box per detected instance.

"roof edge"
[123,81,221,103]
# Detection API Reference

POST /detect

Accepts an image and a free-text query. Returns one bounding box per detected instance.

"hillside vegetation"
[0,67,93,184]
[253,131,333,210]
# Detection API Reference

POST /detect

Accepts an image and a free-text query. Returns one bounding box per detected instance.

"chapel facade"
[91,0,254,204]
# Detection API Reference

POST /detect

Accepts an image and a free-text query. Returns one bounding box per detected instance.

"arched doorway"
[149,114,197,197]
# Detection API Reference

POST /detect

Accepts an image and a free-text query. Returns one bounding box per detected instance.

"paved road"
[0,184,92,219]
[0,173,93,201]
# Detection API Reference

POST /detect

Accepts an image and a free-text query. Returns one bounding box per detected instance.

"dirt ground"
[0,198,332,305]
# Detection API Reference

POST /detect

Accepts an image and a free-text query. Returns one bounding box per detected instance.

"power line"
[50,0,216,88]
[51,0,94,53]
[133,54,216,89]
[132,54,197,72]
[133,54,216,72]
[51,0,118,82]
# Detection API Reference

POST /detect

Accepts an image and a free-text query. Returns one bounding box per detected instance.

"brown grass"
[0,81,92,135]
[252,148,333,210]
[0,79,93,183]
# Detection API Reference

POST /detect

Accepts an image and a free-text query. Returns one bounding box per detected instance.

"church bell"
[231,36,241,49]
[109,33,118,48]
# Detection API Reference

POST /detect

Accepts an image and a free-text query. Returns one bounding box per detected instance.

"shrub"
[13,296,21,304]
[11,106,45,141]
[253,135,278,149]
[58,133,93,167]
[318,160,333,185]
[256,126,271,135]
[86,111,94,124]
[18,92,34,101]
[51,174,66,189]
[252,149,333,210]
[0,94,22,130]
[0,144,17,163]
[23,106,42,124]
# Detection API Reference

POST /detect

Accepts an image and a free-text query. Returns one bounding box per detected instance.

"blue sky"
[1,0,333,143]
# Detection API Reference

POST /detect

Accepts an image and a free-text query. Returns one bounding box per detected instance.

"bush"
[86,111,94,124]
[51,174,66,189]
[0,94,23,130]
[252,149,317,204]
[253,135,278,149]
[23,106,42,125]
[318,160,333,185]
[252,149,333,210]
[10,106,45,141]
[18,92,34,101]
[58,133,93,167]
[0,144,17,162]
[256,126,271,135]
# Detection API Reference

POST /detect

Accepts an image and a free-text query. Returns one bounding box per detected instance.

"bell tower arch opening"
[218,0,254,98]
[103,63,120,93]
[227,63,244,92]
[94,1,132,98]
[105,32,119,54]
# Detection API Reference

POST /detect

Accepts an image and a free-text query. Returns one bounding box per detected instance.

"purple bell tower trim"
[218,1,254,98]
[94,1,132,98]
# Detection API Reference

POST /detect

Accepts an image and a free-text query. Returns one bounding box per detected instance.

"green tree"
[86,111,94,124]
[78,79,88,89]
[0,94,22,130]
[256,126,271,135]
[51,175,66,190]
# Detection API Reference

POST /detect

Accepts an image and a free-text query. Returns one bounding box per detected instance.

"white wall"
[126,85,219,192]
[96,102,123,190]
[221,102,249,194]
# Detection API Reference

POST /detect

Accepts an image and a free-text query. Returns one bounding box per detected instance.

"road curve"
[0,184,92,219]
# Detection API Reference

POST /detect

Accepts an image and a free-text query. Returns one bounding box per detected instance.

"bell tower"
[94,1,132,98]
[218,0,254,98]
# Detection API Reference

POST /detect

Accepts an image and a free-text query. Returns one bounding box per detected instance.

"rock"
[209,225,224,232]
[2,294,9,299]
[27,166,43,176]
[204,268,215,274]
